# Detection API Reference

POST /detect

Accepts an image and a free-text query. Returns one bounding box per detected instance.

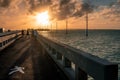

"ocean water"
[38,30,120,79]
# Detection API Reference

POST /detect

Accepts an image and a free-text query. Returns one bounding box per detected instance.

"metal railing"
[0,31,22,51]
[35,30,118,80]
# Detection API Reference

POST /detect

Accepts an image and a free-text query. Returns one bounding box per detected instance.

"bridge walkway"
[0,35,68,80]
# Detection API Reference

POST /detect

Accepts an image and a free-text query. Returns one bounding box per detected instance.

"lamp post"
[85,11,88,37]
[56,21,57,33]
[66,18,68,34]
[51,23,52,31]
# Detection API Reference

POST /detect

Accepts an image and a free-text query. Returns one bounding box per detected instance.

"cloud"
[0,0,33,29]
[0,0,94,20]
[0,0,119,29]
[48,0,94,20]
[0,0,11,7]
[84,0,120,22]
[0,0,95,30]
[28,0,52,13]
[72,2,94,17]
[98,1,120,21]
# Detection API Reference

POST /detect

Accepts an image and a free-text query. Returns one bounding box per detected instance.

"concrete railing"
[34,31,118,80]
[0,31,22,51]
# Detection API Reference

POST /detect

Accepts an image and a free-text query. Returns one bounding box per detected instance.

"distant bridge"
[0,30,118,80]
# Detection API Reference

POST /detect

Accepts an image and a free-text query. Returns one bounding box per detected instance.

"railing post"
[5,40,8,44]
[63,57,71,67]
[57,52,62,60]
[75,66,87,80]
[103,65,118,80]
[48,45,51,51]
[36,31,118,80]
[3,41,6,45]
[0,43,2,47]
[52,49,56,55]
[42,47,45,55]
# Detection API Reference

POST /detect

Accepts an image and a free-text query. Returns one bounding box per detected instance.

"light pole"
[51,23,52,31]
[66,18,68,34]
[56,21,57,33]
[85,11,88,37]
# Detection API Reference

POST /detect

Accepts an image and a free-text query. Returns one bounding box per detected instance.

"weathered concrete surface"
[0,35,68,80]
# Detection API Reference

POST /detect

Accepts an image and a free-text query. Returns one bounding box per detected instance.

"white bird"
[8,66,25,75]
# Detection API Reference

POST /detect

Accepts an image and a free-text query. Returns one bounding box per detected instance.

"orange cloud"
[0,0,120,30]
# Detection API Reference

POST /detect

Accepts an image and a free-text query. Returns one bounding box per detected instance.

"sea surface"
[38,30,120,80]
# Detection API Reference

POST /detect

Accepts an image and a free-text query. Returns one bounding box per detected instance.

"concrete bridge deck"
[0,35,68,80]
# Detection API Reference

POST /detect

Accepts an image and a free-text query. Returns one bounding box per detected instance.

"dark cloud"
[73,2,94,17]
[0,0,11,7]
[25,0,94,20]
[0,0,94,21]
[49,0,94,20]
[28,0,35,13]
[29,0,35,9]
[28,0,52,13]
[56,1,76,20]
[60,0,70,6]
[81,2,94,13]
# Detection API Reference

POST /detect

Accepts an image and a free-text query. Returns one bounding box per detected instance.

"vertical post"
[0,37,3,47]
[63,57,71,67]
[48,45,51,51]
[42,47,45,55]
[3,41,6,45]
[103,65,118,80]
[86,12,88,37]
[56,21,57,33]
[6,40,8,44]
[51,23,52,31]
[42,47,45,54]
[75,66,87,80]
[57,52,62,60]
[52,48,56,55]
[45,24,47,30]
[66,19,68,34]
[0,42,2,47]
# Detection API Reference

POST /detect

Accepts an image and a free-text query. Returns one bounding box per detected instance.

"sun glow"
[36,11,50,25]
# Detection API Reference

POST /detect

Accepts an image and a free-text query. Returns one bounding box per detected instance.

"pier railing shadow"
[34,30,118,80]
[0,31,22,51]
[31,36,68,80]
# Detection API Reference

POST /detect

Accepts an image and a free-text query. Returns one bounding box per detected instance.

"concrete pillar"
[3,41,6,46]
[0,43,2,47]
[75,66,87,80]
[103,65,118,80]
[63,57,71,67]
[48,45,51,51]
[52,49,56,55]
[5,40,8,44]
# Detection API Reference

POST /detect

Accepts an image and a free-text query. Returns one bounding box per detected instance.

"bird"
[8,66,25,75]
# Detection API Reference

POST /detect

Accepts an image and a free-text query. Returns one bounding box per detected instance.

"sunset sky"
[0,0,120,30]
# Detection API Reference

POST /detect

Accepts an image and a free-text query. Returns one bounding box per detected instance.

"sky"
[0,0,120,30]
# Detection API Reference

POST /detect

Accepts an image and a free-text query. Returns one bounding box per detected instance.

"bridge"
[0,30,118,80]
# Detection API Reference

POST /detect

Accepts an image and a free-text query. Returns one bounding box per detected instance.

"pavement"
[0,35,68,80]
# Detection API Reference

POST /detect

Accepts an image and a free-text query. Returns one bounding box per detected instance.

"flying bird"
[8,66,25,75]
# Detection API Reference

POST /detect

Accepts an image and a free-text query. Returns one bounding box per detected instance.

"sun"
[35,11,50,25]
